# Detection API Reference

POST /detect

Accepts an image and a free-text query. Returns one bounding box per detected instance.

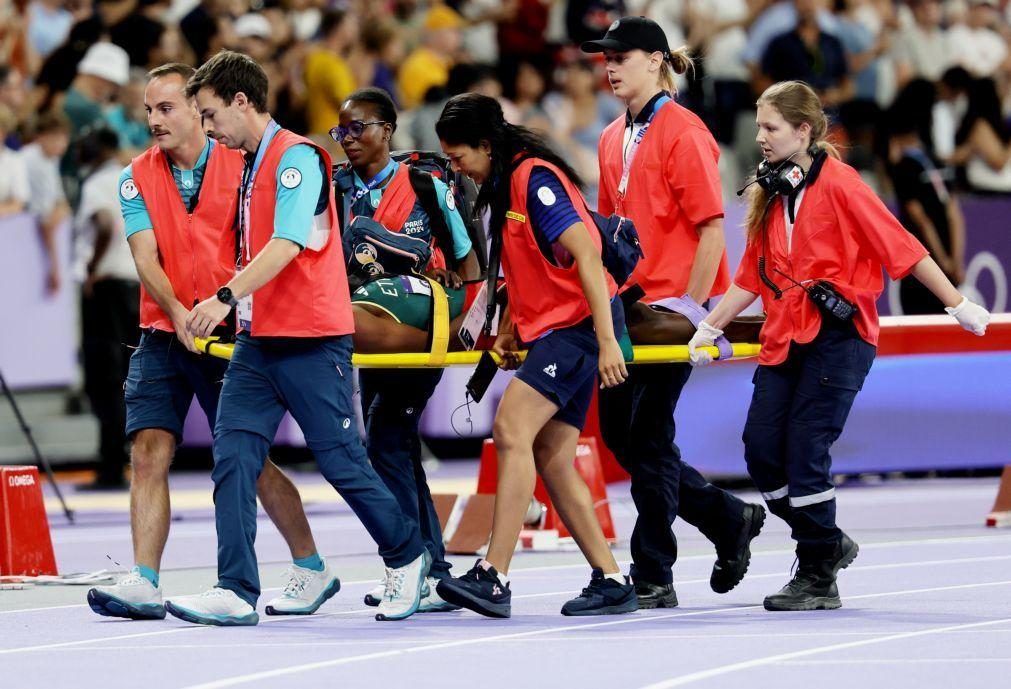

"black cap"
[580,16,671,57]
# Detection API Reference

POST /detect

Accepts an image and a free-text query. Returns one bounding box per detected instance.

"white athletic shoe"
[87,568,165,620]
[418,576,461,613]
[375,550,431,621]
[265,559,341,615]
[364,581,385,607]
[165,587,259,626]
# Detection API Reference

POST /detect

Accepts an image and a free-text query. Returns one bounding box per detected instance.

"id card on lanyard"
[616,94,672,214]
[236,120,282,330]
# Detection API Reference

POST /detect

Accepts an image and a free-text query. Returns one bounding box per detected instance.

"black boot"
[711,503,766,594]
[763,536,858,612]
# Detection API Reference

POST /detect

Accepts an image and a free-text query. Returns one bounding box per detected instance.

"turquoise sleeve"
[432,177,472,260]
[273,144,326,249]
[119,165,154,238]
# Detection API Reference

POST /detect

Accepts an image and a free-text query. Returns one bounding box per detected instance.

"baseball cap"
[77,42,130,86]
[580,16,671,57]
[234,13,272,40]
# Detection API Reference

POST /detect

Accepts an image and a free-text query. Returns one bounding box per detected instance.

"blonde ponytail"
[659,46,693,95]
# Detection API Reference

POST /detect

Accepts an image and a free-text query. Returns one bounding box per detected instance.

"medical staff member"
[434,93,637,619]
[333,87,478,612]
[583,16,764,608]
[88,63,329,622]
[167,51,429,626]
[690,80,990,611]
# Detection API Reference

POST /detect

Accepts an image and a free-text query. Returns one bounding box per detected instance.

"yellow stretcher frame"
[194,277,762,367]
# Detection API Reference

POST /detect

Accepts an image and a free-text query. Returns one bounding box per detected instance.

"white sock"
[604,572,625,584]
[479,559,509,586]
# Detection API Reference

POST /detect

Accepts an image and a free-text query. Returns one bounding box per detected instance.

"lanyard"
[617,94,672,201]
[350,159,398,206]
[238,120,282,263]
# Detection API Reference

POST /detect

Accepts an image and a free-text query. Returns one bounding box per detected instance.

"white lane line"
[777,658,1011,666]
[5,532,1008,616]
[178,579,1011,689]
[637,616,1011,688]
[0,607,375,655]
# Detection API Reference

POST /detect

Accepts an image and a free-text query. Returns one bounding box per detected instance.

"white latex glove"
[688,321,724,367]
[945,296,990,336]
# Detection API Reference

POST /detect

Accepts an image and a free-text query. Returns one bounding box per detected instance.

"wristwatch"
[216,286,238,307]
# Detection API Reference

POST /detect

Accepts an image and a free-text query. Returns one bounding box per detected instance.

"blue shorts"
[124,330,228,441]
[515,298,625,430]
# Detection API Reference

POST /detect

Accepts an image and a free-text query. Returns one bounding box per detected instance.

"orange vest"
[130,141,243,332]
[361,162,447,269]
[597,98,730,302]
[243,128,353,337]
[734,156,928,365]
[502,157,616,343]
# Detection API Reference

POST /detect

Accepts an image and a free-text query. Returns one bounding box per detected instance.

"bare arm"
[128,229,198,352]
[946,197,966,284]
[908,255,962,309]
[39,203,69,294]
[685,216,727,305]
[702,284,760,330]
[0,199,27,216]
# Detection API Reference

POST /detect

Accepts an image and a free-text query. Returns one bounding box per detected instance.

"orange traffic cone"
[0,466,57,577]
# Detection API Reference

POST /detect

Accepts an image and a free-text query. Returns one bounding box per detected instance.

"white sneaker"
[87,568,165,620]
[375,550,431,621]
[165,587,258,626]
[364,581,385,607]
[265,559,341,615]
[419,576,461,613]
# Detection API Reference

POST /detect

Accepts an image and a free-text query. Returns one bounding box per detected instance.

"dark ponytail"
[436,93,584,242]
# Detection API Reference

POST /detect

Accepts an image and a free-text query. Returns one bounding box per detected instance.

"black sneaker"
[561,569,638,616]
[633,580,678,609]
[763,571,841,611]
[435,560,511,619]
[711,503,767,594]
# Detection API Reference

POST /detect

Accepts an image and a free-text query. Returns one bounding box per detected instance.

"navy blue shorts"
[124,330,228,441]
[515,298,625,430]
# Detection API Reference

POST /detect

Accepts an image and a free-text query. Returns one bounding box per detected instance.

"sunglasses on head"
[329,120,388,142]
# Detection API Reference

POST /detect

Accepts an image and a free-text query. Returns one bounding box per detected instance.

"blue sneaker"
[87,568,165,620]
[561,569,638,616]
[436,560,511,619]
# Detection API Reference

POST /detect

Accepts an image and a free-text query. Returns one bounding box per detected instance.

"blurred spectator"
[886,83,966,313]
[948,0,1007,78]
[407,62,501,151]
[0,105,30,217]
[760,0,853,108]
[566,0,625,45]
[304,9,358,136]
[74,126,139,490]
[743,0,839,94]
[893,0,954,85]
[62,41,129,202]
[26,0,76,60]
[355,19,405,106]
[398,4,464,110]
[501,60,552,131]
[20,110,72,295]
[180,0,226,62]
[105,69,152,149]
[496,0,552,76]
[110,0,172,67]
[0,65,30,148]
[543,55,623,203]
[834,0,888,104]
[233,12,274,62]
[947,75,1011,192]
